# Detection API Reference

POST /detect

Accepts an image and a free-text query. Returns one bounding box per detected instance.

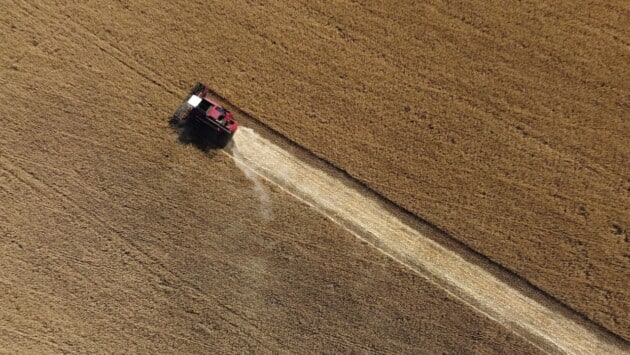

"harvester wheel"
[215,132,233,148]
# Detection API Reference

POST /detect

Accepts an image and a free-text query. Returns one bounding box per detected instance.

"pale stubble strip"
[228,127,626,355]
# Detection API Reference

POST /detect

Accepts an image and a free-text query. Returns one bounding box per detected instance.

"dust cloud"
[228,130,273,222]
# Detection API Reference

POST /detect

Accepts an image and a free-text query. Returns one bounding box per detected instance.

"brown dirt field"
[0,1,551,353]
[0,0,627,352]
[21,0,625,339]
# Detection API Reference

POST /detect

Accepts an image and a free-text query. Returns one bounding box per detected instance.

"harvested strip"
[228,127,628,355]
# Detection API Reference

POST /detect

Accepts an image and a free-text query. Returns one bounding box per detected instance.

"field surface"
[1,0,629,352]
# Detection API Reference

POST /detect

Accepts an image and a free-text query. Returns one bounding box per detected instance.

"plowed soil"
[1,0,628,352]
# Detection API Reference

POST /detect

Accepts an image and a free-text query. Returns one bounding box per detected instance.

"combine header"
[170,82,238,148]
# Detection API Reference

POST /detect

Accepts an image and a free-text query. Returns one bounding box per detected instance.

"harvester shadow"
[170,118,225,154]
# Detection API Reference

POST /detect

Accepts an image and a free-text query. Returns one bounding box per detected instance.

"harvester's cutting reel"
[169,82,205,126]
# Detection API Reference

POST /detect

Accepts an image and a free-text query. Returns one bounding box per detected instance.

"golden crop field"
[1,0,628,352]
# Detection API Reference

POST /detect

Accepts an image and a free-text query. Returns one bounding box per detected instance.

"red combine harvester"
[170,82,238,148]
